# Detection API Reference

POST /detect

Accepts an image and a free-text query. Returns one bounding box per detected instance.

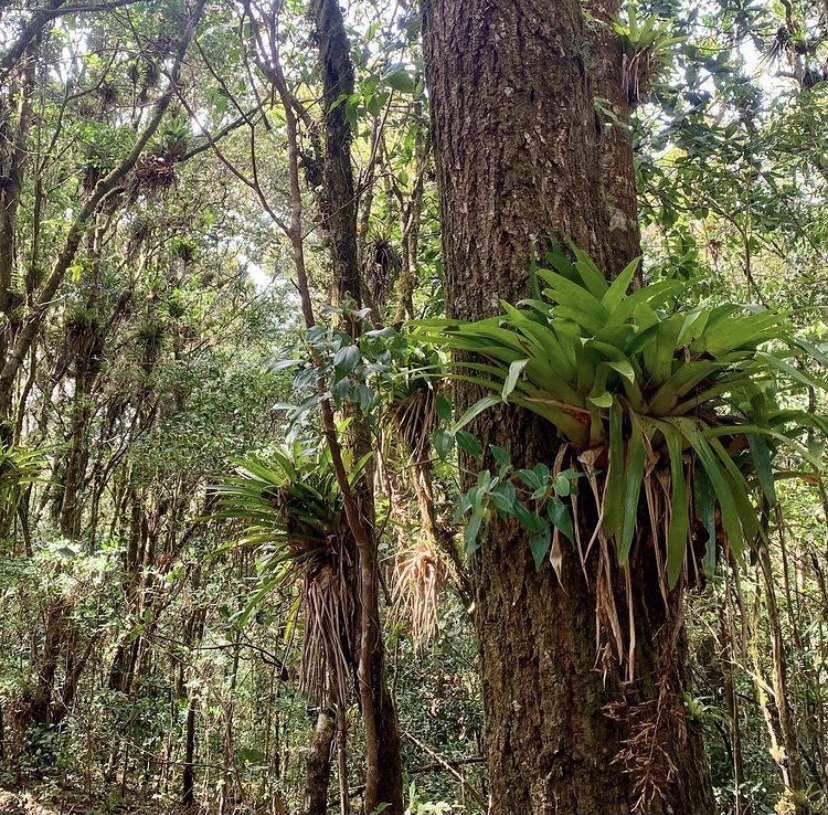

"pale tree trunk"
[756,542,809,813]
[722,582,750,815]
[423,2,713,812]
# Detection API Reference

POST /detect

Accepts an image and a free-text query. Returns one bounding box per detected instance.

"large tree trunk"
[423,2,713,812]
[585,0,642,273]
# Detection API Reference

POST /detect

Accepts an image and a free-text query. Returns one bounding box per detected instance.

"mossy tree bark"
[423,2,713,812]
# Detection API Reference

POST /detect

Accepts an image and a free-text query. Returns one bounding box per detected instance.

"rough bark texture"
[424,0,613,314]
[312,0,360,312]
[585,0,642,274]
[423,2,713,813]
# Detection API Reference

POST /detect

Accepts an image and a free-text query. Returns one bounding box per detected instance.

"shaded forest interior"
[1,0,828,813]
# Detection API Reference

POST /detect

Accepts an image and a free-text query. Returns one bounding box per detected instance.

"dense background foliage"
[0,0,826,812]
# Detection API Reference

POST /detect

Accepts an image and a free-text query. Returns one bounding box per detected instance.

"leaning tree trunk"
[423,2,713,813]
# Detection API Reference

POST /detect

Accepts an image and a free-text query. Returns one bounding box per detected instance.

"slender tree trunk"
[0,39,36,319]
[423,2,712,812]
[255,12,404,810]
[337,712,350,815]
[304,709,336,815]
[59,355,98,538]
[312,3,404,811]
[722,583,750,815]
[182,700,197,807]
[181,599,206,807]
[757,542,809,813]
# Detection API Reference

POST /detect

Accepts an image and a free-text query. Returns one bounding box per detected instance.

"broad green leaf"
[748,432,776,507]
[588,391,613,408]
[694,467,718,576]
[602,256,640,311]
[432,428,454,460]
[672,418,744,560]
[662,424,689,588]
[569,243,610,298]
[452,395,502,432]
[618,428,646,563]
[529,527,552,570]
[547,497,574,542]
[465,512,484,555]
[503,359,529,400]
[649,315,684,386]
[605,359,636,382]
[490,444,511,472]
[456,430,482,458]
[602,398,625,539]
[333,345,360,382]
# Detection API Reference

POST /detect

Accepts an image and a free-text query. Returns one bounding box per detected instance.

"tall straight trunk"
[0,39,36,318]
[59,354,97,538]
[722,583,749,815]
[312,0,360,313]
[423,2,713,812]
[312,2,404,812]
[181,592,206,807]
[253,8,403,810]
[182,700,197,806]
[585,0,642,273]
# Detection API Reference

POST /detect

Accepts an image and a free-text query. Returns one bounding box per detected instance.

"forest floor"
[0,792,59,815]
[0,791,196,815]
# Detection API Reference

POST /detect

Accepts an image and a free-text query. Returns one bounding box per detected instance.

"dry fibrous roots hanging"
[65,314,104,374]
[561,443,704,811]
[606,657,688,813]
[385,381,448,644]
[622,51,654,107]
[391,538,445,646]
[385,380,439,462]
[299,531,358,708]
[131,153,177,196]
[138,321,164,375]
[561,439,708,680]
[363,236,402,310]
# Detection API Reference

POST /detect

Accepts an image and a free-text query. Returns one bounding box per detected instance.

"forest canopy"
[0,0,827,814]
